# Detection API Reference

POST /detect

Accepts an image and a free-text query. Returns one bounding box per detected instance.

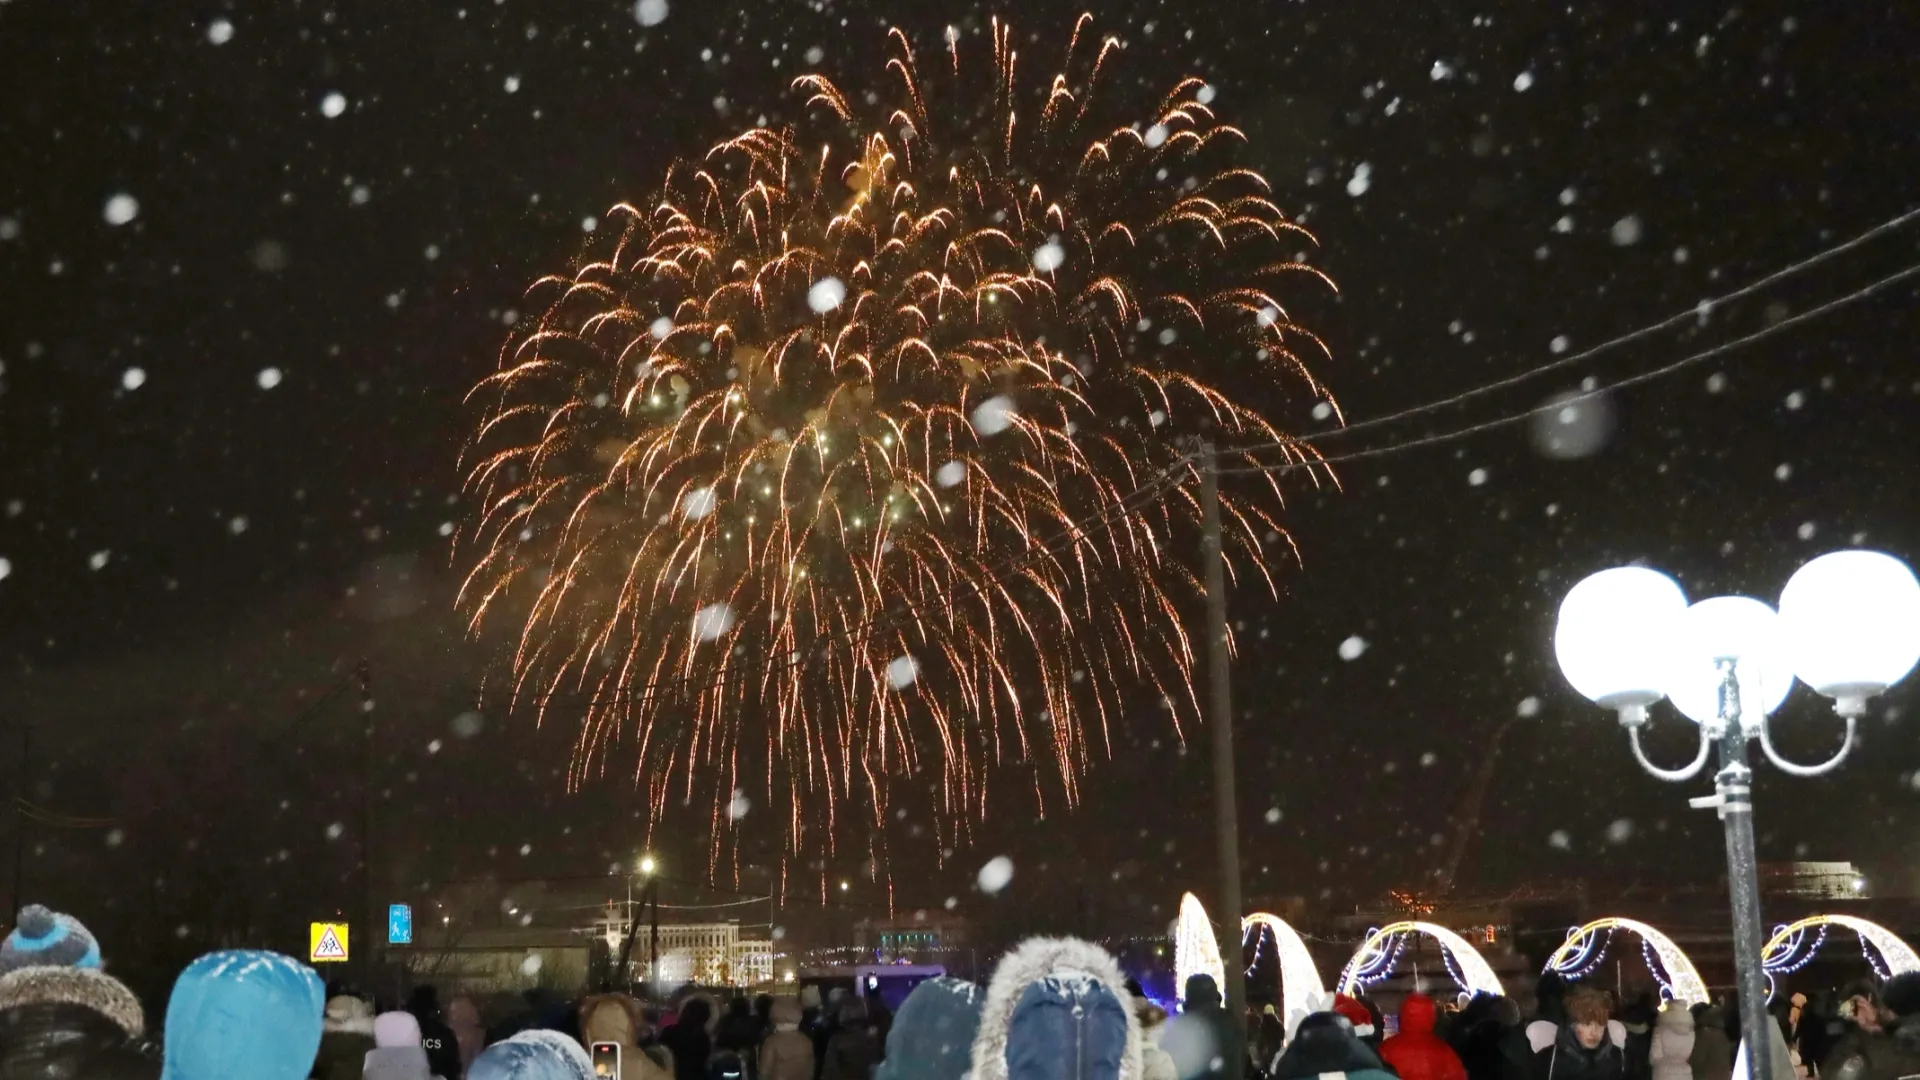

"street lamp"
[1554,550,1920,1080]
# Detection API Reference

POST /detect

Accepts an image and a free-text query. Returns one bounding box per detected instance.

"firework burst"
[457,16,1338,873]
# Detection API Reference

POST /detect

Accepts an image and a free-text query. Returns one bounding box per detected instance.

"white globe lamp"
[1778,550,1920,716]
[1664,596,1797,727]
[1554,567,1689,721]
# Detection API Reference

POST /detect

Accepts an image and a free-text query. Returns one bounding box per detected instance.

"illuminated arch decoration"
[1338,921,1505,998]
[1242,912,1329,1023]
[1763,915,1920,999]
[1174,892,1226,1005]
[1544,917,1709,1005]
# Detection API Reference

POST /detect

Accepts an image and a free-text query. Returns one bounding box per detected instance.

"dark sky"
[3,0,1919,959]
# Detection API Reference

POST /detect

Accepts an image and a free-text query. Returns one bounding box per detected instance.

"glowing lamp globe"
[1778,550,1920,712]
[1664,596,1797,726]
[1554,567,1689,710]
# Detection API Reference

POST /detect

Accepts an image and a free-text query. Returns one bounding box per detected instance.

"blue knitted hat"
[161,950,326,1080]
[0,904,103,975]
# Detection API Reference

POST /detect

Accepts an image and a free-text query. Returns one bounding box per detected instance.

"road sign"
[388,904,413,945]
[310,922,350,963]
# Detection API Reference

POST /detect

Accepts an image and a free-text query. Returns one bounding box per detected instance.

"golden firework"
[457,16,1338,869]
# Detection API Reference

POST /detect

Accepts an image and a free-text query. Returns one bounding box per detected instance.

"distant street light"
[638,854,657,876]
[1555,550,1920,1080]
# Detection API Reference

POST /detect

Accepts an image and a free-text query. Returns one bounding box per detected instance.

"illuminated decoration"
[1243,912,1328,1023]
[1174,893,1225,1006]
[1762,915,1920,999]
[1544,918,1708,1005]
[1338,921,1504,998]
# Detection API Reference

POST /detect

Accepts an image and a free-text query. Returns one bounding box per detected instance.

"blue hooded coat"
[160,950,327,1080]
[468,1029,596,1080]
[970,937,1143,1080]
[875,976,983,1080]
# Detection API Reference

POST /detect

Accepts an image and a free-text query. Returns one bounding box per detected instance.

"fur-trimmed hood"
[970,936,1142,1080]
[0,964,146,1037]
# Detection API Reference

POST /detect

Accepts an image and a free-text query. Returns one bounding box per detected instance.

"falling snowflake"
[1797,521,1817,541]
[1346,162,1373,197]
[728,790,752,820]
[1430,59,1455,80]
[520,953,544,976]
[257,367,284,390]
[0,558,10,582]
[1513,71,1535,91]
[1774,463,1793,481]
[693,603,735,641]
[504,75,522,93]
[228,516,249,535]
[1517,696,1541,718]
[206,18,234,45]
[321,92,347,118]
[682,486,717,520]
[1032,240,1065,273]
[1785,390,1806,410]
[886,655,920,690]
[121,367,147,391]
[1338,635,1368,661]
[88,550,111,571]
[1548,830,1571,851]
[807,276,846,313]
[1144,124,1169,149]
[970,395,1016,436]
[1605,818,1636,844]
[1468,467,1489,486]
[1706,373,1728,394]
[935,461,966,488]
[977,856,1015,894]
[1609,214,1644,246]
[326,823,345,840]
[452,711,486,738]
[1549,335,1570,354]
[103,193,140,227]
[634,0,669,27]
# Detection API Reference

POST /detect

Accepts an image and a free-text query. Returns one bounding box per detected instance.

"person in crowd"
[1687,1002,1733,1080]
[1162,973,1245,1077]
[313,992,379,1080]
[410,984,466,1080]
[450,995,489,1075]
[367,1011,442,1080]
[1648,1002,1695,1080]
[1382,993,1470,1080]
[1269,1010,1398,1080]
[967,936,1139,1080]
[1256,1004,1288,1074]
[811,988,845,1076]
[1524,976,1573,1054]
[1134,1001,1179,1080]
[0,905,158,1078]
[1458,996,1523,1080]
[1798,992,1841,1079]
[1534,988,1624,1080]
[758,997,815,1080]
[635,1005,675,1076]
[468,1029,595,1080]
[661,996,713,1080]
[822,996,883,1080]
[580,992,673,1080]
[1621,995,1656,1080]
[1825,972,1920,1080]
[1334,994,1382,1051]
[161,949,327,1080]
[874,976,982,1080]
[714,997,763,1069]
[866,990,895,1051]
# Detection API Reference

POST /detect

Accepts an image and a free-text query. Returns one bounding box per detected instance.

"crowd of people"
[6,901,1920,1080]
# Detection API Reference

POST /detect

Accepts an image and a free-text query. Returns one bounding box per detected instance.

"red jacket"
[1381,995,1469,1080]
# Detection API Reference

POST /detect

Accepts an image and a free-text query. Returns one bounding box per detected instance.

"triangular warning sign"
[313,926,347,960]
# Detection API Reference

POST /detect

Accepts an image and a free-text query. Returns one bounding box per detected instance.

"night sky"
[3,0,1919,964]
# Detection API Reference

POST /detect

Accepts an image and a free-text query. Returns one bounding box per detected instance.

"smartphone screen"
[591,1042,621,1077]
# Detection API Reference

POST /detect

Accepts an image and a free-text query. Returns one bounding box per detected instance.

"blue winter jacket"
[875,977,983,1080]
[160,950,326,1080]
[969,937,1144,1080]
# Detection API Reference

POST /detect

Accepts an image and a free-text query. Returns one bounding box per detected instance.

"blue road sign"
[388,903,413,945]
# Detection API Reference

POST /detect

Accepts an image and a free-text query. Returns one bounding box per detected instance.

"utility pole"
[1199,442,1247,1080]
[9,725,27,924]
[356,660,377,994]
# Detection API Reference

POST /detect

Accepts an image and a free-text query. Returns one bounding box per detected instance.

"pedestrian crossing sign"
[310,922,350,963]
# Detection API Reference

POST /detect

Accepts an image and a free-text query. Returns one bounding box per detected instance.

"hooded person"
[1134,1000,1179,1080]
[1162,974,1242,1079]
[1648,1005,1695,1080]
[468,1029,596,1080]
[874,976,983,1080]
[160,949,327,1080]
[579,993,673,1080]
[0,961,159,1079]
[1269,1011,1398,1080]
[411,983,467,1080]
[1687,1003,1733,1080]
[759,998,815,1080]
[822,995,883,1080]
[1383,994,1470,1080]
[1534,989,1624,1080]
[313,993,379,1080]
[450,995,489,1073]
[661,997,713,1080]
[969,936,1141,1080]
[367,1010,442,1080]
[0,904,105,975]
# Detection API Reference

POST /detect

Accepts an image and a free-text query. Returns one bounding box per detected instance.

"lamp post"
[615,855,660,993]
[1553,550,1920,1080]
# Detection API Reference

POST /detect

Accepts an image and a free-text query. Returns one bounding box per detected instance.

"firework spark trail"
[457,16,1339,864]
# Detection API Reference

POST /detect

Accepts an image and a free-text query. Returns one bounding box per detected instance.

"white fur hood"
[969,936,1143,1080]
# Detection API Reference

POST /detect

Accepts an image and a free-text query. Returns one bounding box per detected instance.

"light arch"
[1243,911,1329,1023]
[1338,920,1505,998]
[1544,917,1709,1005]
[1174,892,1226,1004]
[1763,915,1920,994]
